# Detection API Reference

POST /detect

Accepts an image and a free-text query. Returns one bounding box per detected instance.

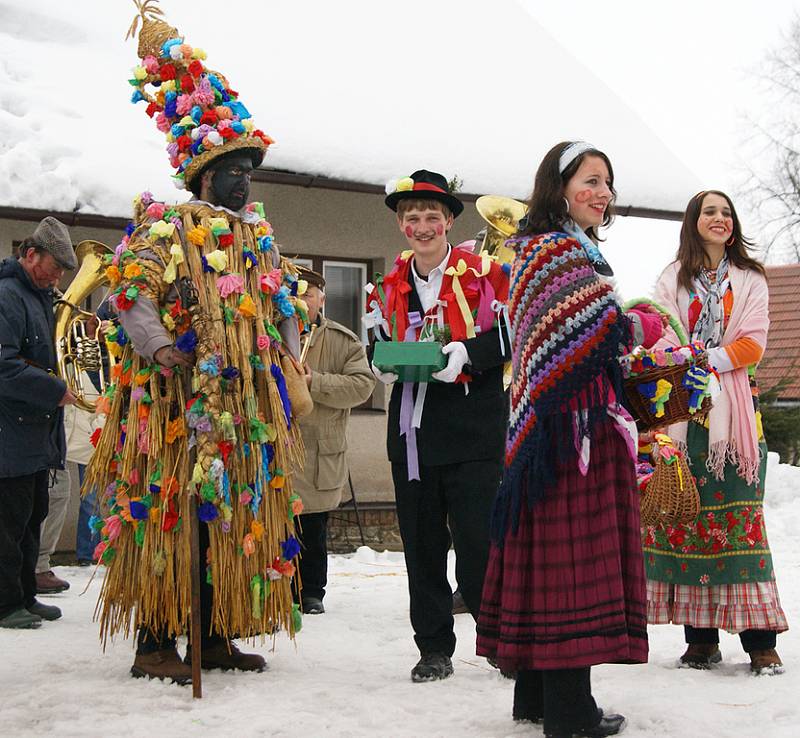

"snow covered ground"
[1,455,798,738]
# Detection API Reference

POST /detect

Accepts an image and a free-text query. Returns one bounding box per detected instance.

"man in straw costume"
[83,1,308,683]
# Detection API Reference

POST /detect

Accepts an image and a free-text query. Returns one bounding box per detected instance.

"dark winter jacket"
[0,257,67,478]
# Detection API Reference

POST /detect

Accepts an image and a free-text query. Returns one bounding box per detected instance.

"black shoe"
[302,597,325,615]
[411,652,453,683]
[27,599,62,621]
[546,713,626,738]
[0,608,42,629]
[78,559,92,567]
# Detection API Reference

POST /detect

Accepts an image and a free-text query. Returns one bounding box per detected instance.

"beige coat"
[295,317,375,513]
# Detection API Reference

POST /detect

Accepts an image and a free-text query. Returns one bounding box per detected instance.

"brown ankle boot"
[750,649,784,674]
[186,640,267,672]
[131,648,192,684]
[680,643,722,669]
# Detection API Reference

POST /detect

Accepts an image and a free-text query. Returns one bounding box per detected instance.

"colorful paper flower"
[217,273,245,298]
[205,249,228,272]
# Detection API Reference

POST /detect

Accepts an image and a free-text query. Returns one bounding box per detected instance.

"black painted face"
[210,155,254,211]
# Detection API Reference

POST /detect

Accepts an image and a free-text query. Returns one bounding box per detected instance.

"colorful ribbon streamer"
[399,311,424,481]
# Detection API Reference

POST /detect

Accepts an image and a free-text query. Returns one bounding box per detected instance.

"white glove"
[432,341,469,383]
[371,363,398,385]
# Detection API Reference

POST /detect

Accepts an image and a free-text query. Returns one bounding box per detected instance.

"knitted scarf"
[491,232,630,542]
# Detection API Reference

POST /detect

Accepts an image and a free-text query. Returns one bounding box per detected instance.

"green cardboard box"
[373,341,446,383]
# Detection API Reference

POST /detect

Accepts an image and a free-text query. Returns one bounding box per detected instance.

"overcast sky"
[528,0,799,195]
[520,0,800,296]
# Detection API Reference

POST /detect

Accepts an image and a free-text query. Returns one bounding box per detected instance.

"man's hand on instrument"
[432,341,469,383]
[58,388,78,407]
[85,315,100,338]
[154,345,195,368]
[304,362,313,388]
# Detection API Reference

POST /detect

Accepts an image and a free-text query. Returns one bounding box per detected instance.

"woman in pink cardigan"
[645,190,788,674]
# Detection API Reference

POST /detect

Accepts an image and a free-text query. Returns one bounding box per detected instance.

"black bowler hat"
[384,169,464,218]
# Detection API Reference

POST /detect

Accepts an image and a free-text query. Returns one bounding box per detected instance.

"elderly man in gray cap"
[0,216,78,629]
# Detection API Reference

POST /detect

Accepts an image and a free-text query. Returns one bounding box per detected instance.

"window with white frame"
[322,261,367,343]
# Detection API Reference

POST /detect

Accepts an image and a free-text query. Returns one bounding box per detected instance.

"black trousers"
[297,511,329,602]
[0,470,50,618]
[684,624,777,652]
[392,458,501,656]
[137,520,222,654]
[514,668,600,736]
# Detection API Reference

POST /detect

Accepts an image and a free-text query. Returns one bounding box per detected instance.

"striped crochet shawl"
[492,231,630,541]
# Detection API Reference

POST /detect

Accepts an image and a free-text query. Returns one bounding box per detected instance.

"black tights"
[684,625,776,652]
[514,667,600,736]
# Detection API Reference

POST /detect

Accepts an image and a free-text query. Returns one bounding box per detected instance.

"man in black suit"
[369,170,510,682]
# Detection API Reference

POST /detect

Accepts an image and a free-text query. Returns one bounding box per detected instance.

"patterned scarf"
[691,254,730,349]
[491,232,629,543]
[562,219,614,277]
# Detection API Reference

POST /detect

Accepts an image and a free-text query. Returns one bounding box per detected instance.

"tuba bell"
[475,195,528,266]
[54,239,115,413]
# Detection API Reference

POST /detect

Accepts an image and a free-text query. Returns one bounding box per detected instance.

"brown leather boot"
[131,648,192,684]
[186,640,267,672]
[35,570,69,594]
[679,643,722,669]
[750,649,784,674]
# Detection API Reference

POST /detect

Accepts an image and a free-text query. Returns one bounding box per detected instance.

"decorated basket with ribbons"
[637,433,700,527]
[619,298,715,432]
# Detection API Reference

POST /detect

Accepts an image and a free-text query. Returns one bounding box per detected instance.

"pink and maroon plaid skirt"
[647,579,788,633]
[477,421,648,671]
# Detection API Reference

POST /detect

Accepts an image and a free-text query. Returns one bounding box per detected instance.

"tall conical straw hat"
[125,0,272,190]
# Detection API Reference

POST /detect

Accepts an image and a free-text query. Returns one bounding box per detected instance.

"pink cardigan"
[653,261,769,484]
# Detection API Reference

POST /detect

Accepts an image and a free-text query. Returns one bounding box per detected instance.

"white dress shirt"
[411,246,451,314]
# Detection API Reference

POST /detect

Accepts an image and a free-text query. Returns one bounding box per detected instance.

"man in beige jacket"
[295,268,375,614]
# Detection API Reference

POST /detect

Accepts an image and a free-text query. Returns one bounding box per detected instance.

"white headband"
[558,141,596,174]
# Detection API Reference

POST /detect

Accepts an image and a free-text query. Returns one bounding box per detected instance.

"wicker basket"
[623,355,713,431]
[640,437,700,527]
[621,298,713,432]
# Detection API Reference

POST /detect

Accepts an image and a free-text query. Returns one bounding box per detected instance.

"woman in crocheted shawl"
[645,190,788,674]
[476,142,663,738]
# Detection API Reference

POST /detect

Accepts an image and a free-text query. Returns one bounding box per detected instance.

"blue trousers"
[75,464,99,561]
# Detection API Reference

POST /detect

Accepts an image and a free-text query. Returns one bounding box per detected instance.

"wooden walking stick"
[188,489,203,698]
[179,276,203,699]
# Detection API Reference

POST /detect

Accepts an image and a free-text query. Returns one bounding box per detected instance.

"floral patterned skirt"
[644,422,787,632]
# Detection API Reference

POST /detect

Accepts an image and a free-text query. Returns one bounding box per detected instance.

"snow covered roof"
[0,0,701,219]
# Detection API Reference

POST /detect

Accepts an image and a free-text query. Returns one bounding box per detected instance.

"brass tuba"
[475,195,528,266]
[54,240,114,412]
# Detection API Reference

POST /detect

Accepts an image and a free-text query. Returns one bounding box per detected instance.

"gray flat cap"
[31,216,78,270]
